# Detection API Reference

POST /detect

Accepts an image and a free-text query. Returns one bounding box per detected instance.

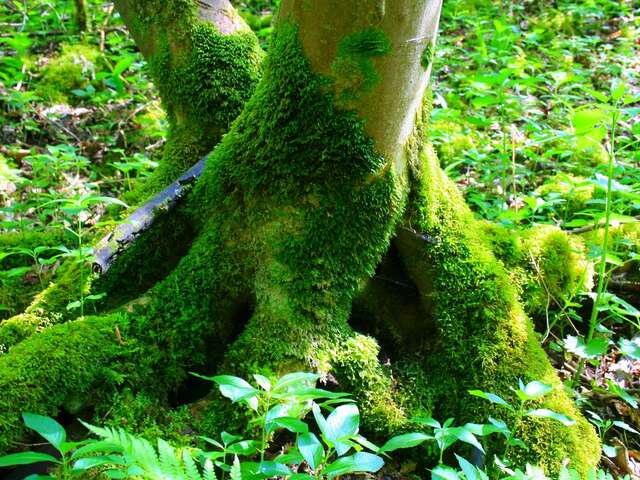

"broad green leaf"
[517,380,553,401]
[607,380,638,409]
[112,56,135,76]
[72,455,125,470]
[273,372,319,392]
[311,403,332,444]
[412,416,441,428]
[379,432,433,453]
[572,108,606,135]
[326,403,359,440]
[253,374,271,391]
[612,420,639,435]
[221,431,243,446]
[324,452,384,477]
[258,461,292,477]
[22,413,66,450]
[297,433,324,470]
[456,454,482,480]
[71,440,122,458]
[455,428,484,453]
[525,409,575,426]
[611,81,626,102]
[432,464,461,480]
[0,451,59,467]
[564,336,609,359]
[468,390,512,409]
[269,417,308,434]
[226,440,259,456]
[212,376,259,411]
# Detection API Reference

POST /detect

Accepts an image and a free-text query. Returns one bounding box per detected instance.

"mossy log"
[0,0,600,474]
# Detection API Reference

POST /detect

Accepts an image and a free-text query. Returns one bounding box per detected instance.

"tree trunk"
[0,0,600,474]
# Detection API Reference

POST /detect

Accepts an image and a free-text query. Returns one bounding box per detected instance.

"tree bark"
[0,0,601,474]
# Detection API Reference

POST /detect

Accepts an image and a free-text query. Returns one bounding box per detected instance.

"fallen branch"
[93,156,206,274]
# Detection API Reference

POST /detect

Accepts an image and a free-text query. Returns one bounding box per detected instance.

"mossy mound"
[36,43,102,103]
[430,118,476,166]
[481,222,593,318]
[536,173,595,219]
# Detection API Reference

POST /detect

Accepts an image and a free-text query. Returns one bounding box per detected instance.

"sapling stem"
[574,106,619,385]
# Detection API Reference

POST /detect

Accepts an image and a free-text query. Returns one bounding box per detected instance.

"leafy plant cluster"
[2,372,638,480]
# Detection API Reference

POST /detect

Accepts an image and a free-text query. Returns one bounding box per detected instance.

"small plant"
[469,379,575,462]
[41,193,127,316]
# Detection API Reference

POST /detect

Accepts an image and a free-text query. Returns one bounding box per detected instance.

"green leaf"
[221,431,242,446]
[455,428,484,453]
[572,108,606,135]
[273,372,319,392]
[564,336,609,359]
[72,455,125,470]
[253,374,271,391]
[327,403,359,439]
[456,454,482,480]
[379,432,433,453]
[212,376,259,411]
[619,338,640,360]
[432,464,461,480]
[311,403,332,443]
[226,440,259,456]
[324,452,384,477]
[268,417,308,434]
[468,390,512,409]
[112,56,135,76]
[297,433,324,470]
[517,380,553,401]
[326,403,359,455]
[611,81,626,102]
[230,455,242,480]
[0,452,59,467]
[612,420,639,435]
[258,461,292,477]
[607,380,638,409]
[22,413,66,450]
[525,409,576,426]
[412,416,441,428]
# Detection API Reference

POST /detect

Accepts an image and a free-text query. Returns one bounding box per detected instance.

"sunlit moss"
[36,44,101,103]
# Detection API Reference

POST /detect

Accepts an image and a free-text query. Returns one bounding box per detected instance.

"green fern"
[81,421,215,480]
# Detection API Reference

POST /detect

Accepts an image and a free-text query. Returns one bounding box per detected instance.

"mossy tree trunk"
[0,0,600,474]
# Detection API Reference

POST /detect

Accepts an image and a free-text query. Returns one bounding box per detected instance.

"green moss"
[481,222,593,318]
[97,389,194,445]
[175,20,405,435]
[0,313,142,453]
[398,145,600,474]
[36,44,101,103]
[430,119,476,166]
[536,173,595,218]
[0,260,90,348]
[331,28,391,105]
[421,43,434,69]
[126,23,263,203]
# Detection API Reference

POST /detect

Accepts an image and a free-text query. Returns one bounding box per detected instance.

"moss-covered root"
[479,222,593,319]
[0,261,89,349]
[0,314,137,453]
[396,145,600,474]
[115,0,264,204]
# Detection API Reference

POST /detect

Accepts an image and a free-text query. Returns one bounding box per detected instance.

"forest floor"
[0,0,639,477]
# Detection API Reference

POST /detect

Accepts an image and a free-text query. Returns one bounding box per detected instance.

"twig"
[99,4,115,52]
[34,109,81,142]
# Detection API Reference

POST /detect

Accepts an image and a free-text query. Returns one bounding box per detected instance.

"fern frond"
[230,455,242,480]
